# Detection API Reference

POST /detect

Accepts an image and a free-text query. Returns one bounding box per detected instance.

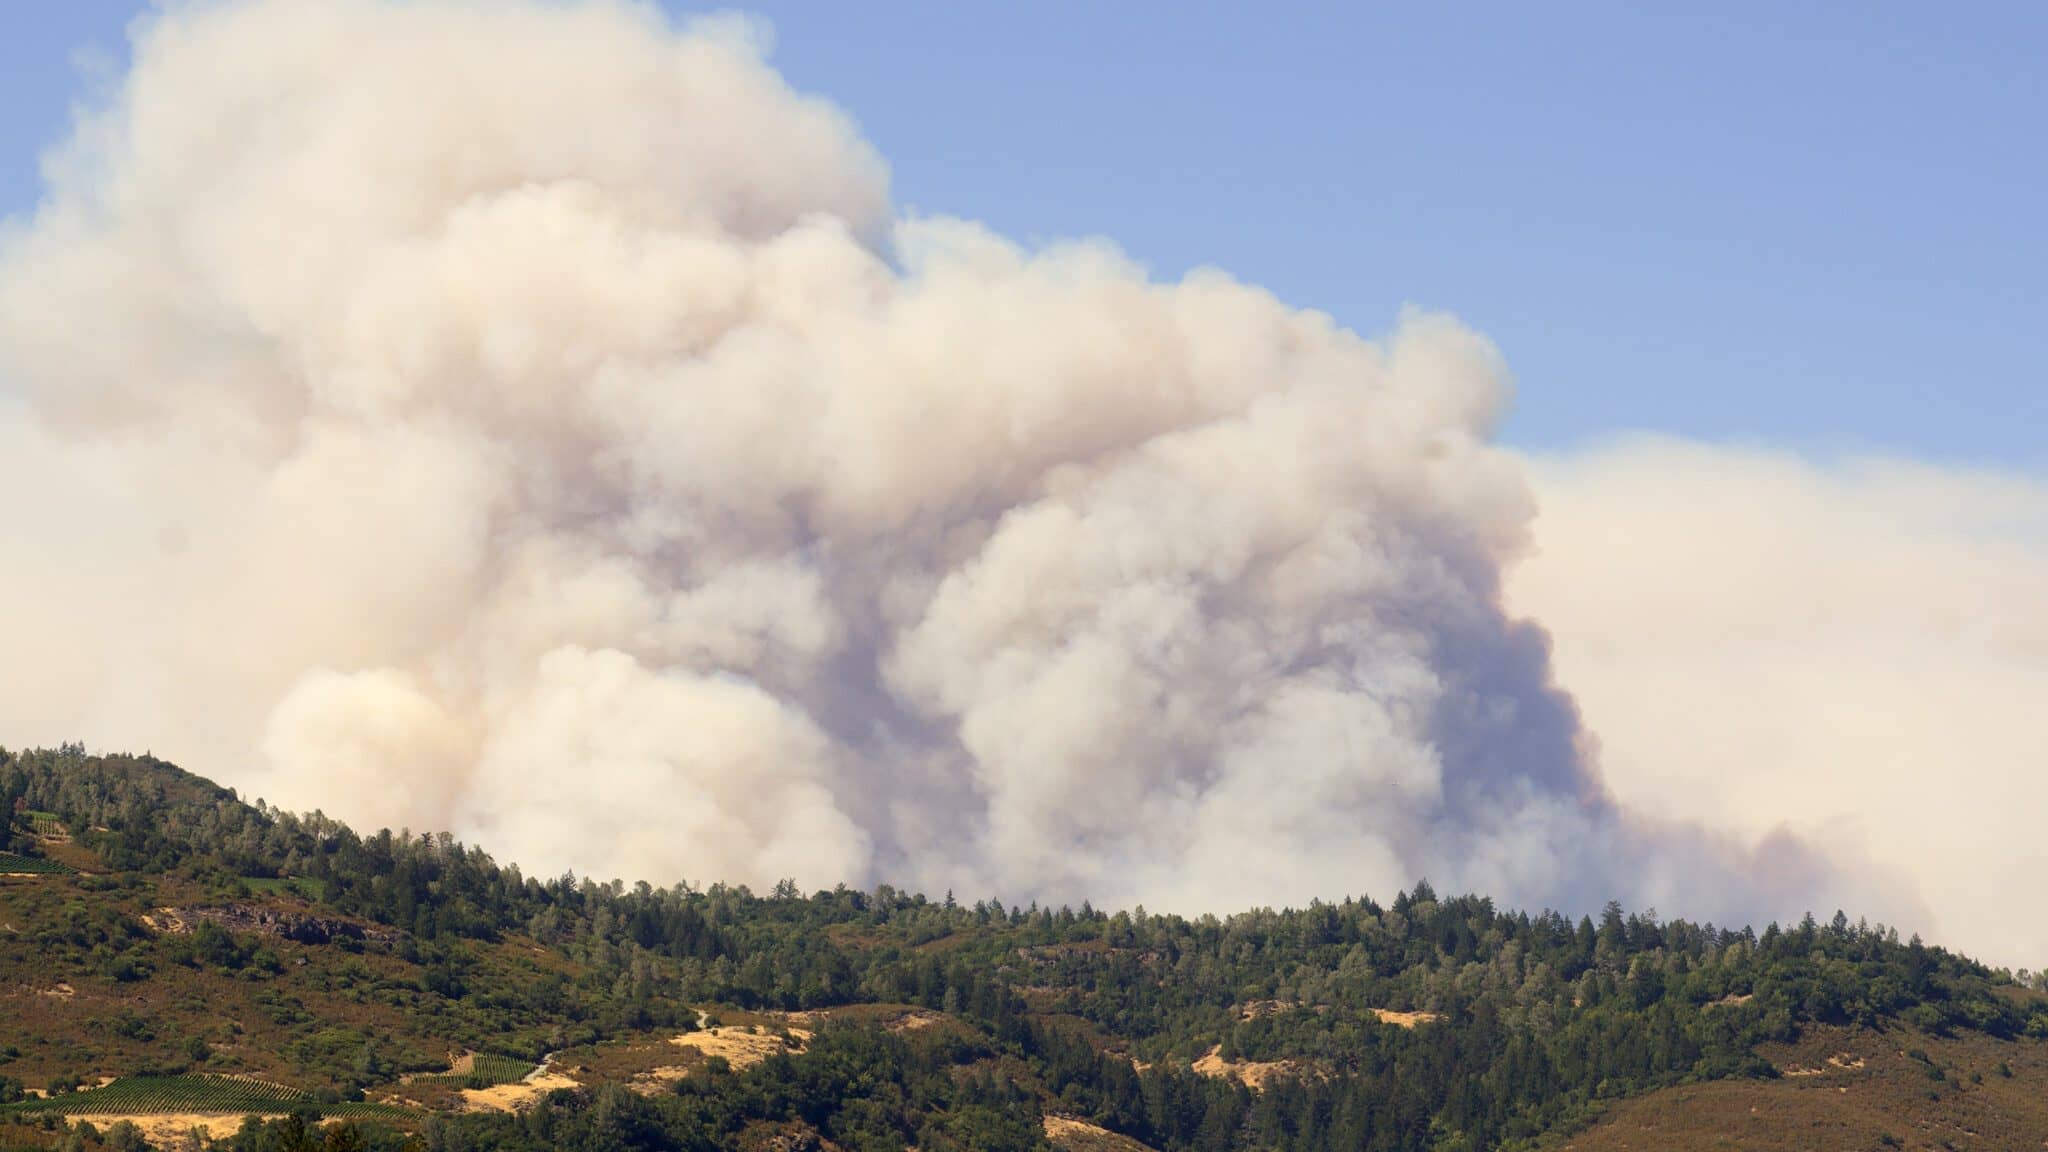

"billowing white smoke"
[1512,440,2048,967]
[0,0,1869,926]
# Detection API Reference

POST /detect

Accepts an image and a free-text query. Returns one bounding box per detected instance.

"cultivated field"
[1,1074,310,1116]
[405,1053,534,1090]
[0,852,75,875]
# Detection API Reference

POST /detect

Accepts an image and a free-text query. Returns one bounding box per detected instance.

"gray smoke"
[0,0,1888,928]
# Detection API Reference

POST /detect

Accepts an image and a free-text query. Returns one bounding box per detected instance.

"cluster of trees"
[2,749,39,855]
[4,746,2045,1152]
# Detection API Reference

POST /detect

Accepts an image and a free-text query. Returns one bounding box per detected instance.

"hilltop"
[2,745,2045,1152]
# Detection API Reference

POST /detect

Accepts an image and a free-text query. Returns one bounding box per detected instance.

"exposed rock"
[151,904,403,945]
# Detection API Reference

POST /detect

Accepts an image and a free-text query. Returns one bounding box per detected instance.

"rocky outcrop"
[148,904,403,945]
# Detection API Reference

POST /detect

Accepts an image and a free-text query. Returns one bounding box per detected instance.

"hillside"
[1542,1022,2048,1151]
[2,746,2045,1152]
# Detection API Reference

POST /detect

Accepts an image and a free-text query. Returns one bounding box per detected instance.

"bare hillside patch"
[1191,1046,1303,1091]
[459,1064,578,1113]
[669,1021,812,1070]
[86,1113,288,1145]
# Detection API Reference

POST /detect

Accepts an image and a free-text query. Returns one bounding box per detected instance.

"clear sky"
[2,1,2042,464]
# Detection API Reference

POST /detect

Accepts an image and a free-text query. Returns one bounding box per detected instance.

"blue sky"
[3,2,2042,464]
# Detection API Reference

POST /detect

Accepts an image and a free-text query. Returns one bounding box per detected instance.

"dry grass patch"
[624,1065,696,1096]
[669,1022,811,1071]
[556,1010,818,1096]
[1044,1115,1158,1152]
[1369,1008,1439,1029]
[138,908,186,934]
[1545,1025,2048,1152]
[83,1113,288,1145]
[459,1062,578,1114]
[1191,1046,1302,1091]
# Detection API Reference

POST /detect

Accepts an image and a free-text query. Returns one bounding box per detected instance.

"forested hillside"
[3,746,2044,1152]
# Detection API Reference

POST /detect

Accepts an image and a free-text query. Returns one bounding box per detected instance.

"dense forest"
[3,745,2045,1152]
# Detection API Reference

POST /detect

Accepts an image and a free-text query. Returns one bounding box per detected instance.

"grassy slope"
[1045,1115,1162,1152]
[0,873,580,1089]
[1547,1022,2048,1151]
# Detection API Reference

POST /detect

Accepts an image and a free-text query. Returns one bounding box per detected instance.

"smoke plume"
[1513,440,2048,967]
[0,0,1878,928]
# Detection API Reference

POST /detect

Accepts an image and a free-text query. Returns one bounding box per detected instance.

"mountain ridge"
[3,745,2045,1152]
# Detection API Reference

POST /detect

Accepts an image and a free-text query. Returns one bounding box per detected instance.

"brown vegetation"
[1547,1024,2048,1151]
[1043,1114,1159,1152]
[668,1021,811,1070]
[459,1066,578,1113]
[0,877,584,1088]
[1190,1046,1304,1091]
